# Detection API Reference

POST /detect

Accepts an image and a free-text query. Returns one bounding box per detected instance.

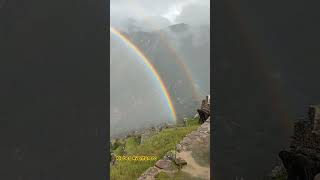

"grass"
[113,146,124,155]
[184,117,201,127]
[155,172,171,179]
[272,174,287,180]
[110,118,200,180]
[125,137,141,153]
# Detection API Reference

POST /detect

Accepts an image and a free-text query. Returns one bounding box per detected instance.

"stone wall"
[137,118,210,180]
[290,110,320,158]
[277,105,320,179]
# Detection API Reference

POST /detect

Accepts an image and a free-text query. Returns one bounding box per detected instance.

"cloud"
[175,2,210,26]
[110,0,210,136]
[110,0,210,31]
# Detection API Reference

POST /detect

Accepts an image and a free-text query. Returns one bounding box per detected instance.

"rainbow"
[110,4,202,101]
[155,30,201,101]
[110,27,177,123]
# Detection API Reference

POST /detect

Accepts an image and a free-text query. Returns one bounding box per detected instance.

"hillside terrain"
[110,118,201,180]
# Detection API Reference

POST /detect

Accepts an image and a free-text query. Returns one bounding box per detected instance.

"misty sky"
[110,36,172,135]
[110,0,210,136]
[111,0,210,30]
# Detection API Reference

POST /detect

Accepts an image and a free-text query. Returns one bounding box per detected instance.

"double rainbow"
[110,27,177,123]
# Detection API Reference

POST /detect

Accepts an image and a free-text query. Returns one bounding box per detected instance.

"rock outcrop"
[278,105,320,180]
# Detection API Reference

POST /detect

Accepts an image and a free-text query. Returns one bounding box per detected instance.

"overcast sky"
[110,0,210,30]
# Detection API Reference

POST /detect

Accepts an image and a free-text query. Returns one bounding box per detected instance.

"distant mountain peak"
[168,23,189,33]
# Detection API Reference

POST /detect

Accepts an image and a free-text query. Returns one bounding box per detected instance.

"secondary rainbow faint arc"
[110,26,177,123]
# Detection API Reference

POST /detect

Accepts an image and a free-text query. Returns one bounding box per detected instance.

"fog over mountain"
[110,1,210,136]
[111,0,210,32]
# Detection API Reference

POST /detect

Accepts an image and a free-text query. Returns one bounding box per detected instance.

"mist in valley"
[110,0,210,136]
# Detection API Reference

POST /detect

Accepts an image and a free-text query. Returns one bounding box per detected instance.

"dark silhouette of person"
[198,99,210,124]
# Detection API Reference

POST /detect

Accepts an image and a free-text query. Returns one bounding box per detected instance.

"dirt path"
[138,118,211,180]
[174,118,210,179]
[178,151,210,179]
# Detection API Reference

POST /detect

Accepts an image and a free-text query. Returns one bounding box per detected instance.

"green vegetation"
[155,172,171,179]
[272,174,287,180]
[125,137,141,153]
[111,138,126,155]
[184,117,201,127]
[113,145,124,155]
[273,176,286,180]
[110,118,200,180]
